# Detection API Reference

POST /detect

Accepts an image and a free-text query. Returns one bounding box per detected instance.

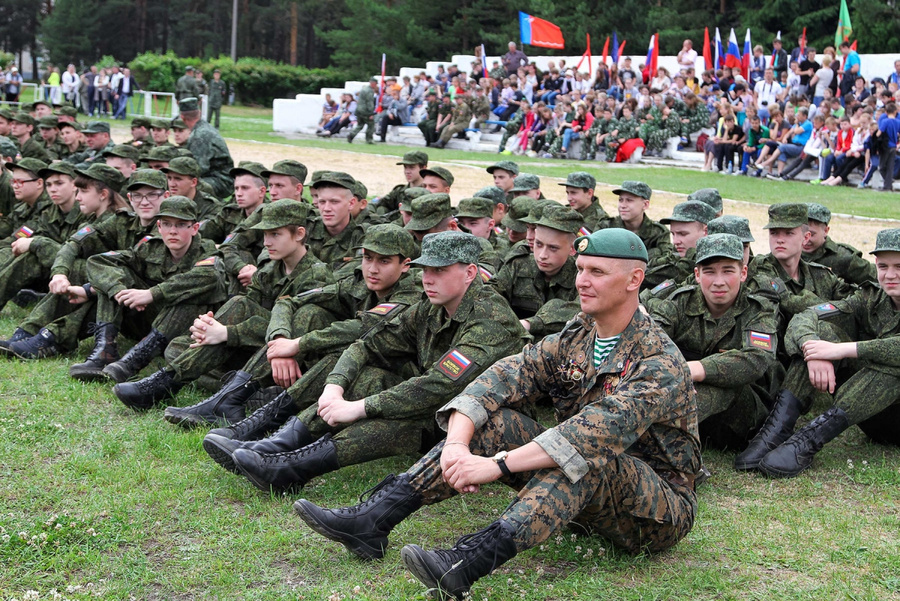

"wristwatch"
[492,451,512,477]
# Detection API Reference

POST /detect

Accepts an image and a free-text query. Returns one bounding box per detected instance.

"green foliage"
[0,52,14,70]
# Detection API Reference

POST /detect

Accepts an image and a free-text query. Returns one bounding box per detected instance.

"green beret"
[558,171,596,190]
[695,233,744,264]
[574,228,648,262]
[178,97,200,113]
[763,203,808,230]
[147,146,179,162]
[161,156,201,178]
[419,166,454,187]
[127,168,168,190]
[150,118,171,130]
[103,144,141,161]
[707,215,754,243]
[58,120,82,132]
[410,231,482,267]
[806,202,832,225]
[396,151,428,166]
[54,106,78,118]
[81,120,110,134]
[11,112,34,126]
[509,173,540,193]
[156,196,198,222]
[170,118,188,130]
[399,186,429,212]
[535,204,585,235]
[501,196,537,233]
[455,197,494,219]
[473,186,506,205]
[76,163,125,190]
[37,116,60,129]
[361,223,417,258]
[229,161,267,180]
[660,201,716,225]
[519,199,557,225]
[486,160,519,176]
[0,137,19,159]
[38,161,76,180]
[870,228,900,255]
[405,193,454,231]
[612,180,652,200]
[311,171,356,191]
[6,157,48,175]
[687,188,723,214]
[250,198,311,230]
[262,160,308,184]
[131,117,152,129]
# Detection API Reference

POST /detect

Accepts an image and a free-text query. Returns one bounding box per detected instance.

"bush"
[128,52,350,106]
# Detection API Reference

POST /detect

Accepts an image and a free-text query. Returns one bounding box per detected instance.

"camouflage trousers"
[640,124,671,153]
[418,120,438,146]
[21,259,94,351]
[439,122,468,143]
[348,115,375,143]
[498,120,522,152]
[405,408,696,553]
[605,140,621,162]
[695,383,769,449]
[0,248,51,311]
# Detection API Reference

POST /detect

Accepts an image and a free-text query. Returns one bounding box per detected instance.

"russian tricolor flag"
[481,44,488,78]
[645,33,658,78]
[741,29,752,80]
[715,28,724,69]
[724,28,742,72]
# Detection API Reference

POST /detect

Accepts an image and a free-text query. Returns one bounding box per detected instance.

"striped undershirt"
[593,334,621,369]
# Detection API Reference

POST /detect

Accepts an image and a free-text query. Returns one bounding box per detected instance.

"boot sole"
[163,408,228,429]
[102,363,134,384]
[69,368,112,382]
[293,500,386,561]
[401,545,462,601]
[202,435,241,474]
[757,459,807,479]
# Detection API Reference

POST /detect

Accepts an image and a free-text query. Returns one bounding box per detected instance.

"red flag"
[601,36,610,64]
[617,40,627,60]
[800,27,807,57]
[376,53,386,114]
[651,31,659,77]
[575,34,591,71]
[519,12,565,49]
[850,40,857,51]
[703,27,713,70]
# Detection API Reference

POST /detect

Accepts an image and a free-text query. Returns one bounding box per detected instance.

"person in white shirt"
[61,64,79,106]
[677,40,698,70]
[753,67,783,121]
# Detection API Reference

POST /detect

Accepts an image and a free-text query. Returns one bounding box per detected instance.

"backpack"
[695,132,709,153]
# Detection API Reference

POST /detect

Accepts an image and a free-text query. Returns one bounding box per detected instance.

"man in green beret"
[64,120,114,167]
[738,228,900,477]
[643,200,717,289]
[150,118,174,149]
[605,181,674,260]
[57,121,87,160]
[175,66,201,102]
[228,230,528,494]
[647,234,780,449]
[102,144,141,180]
[123,117,155,151]
[500,196,535,247]
[11,113,51,162]
[687,188,723,218]
[347,79,378,145]
[455,196,508,255]
[801,202,876,286]
[69,196,224,382]
[420,166,453,194]
[115,198,333,407]
[295,228,699,601]
[374,151,428,216]
[559,171,610,231]
[179,97,235,199]
[161,157,221,222]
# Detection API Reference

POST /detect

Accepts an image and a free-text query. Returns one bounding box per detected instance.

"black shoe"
[70,322,119,381]
[163,370,258,428]
[434,140,446,149]
[0,328,34,352]
[102,328,168,383]
[758,407,850,478]
[12,289,46,308]
[204,416,312,474]
[347,133,354,143]
[232,433,339,493]
[205,389,298,440]
[401,520,518,600]
[8,328,58,360]
[113,369,183,411]
[734,390,804,471]
[490,126,501,133]
[294,473,422,560]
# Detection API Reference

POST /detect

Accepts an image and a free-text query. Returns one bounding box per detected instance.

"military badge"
[577,238,589,253]
[436,348,475,380]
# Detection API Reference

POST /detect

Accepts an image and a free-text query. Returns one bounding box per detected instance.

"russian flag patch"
[73,225,94,240]
[367,302,399,316]
[813,302,840,317]
[14,226,33,239]
[194,257,217,267]
[479,267,493,282]
[436,348,475,380]
[578,226,591,237]
[650,280,674,295]
[223,233,236,244]
[136,235,153,248]
[748,331,774,351]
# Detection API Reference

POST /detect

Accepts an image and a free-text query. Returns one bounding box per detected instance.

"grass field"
[1,107,899,600]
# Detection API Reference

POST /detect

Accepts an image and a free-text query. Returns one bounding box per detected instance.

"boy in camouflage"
[801,203,876,286]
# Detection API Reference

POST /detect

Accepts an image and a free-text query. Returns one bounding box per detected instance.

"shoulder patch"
[578,226,592,237]
[493,225,504,235]
[294,287,323,298]
[769,278,785,294]
[72,225,95,240]
[478,266,493,282]
[223,232,236,244]
[136,235,153,248]
[102,250,119,256]
[14,226,34,239]
[436,348,476,381]
[813,302,840,317]
[194,256,218,267]
[747,330,774,351]
[367,302,402,316]
[650,279,674,295]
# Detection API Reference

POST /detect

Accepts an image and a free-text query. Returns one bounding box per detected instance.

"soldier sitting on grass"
[801,203,876,287]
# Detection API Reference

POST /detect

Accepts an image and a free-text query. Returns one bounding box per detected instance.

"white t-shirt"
[754,80,782,109]
[678,48,698,68]
[813,68,833,98]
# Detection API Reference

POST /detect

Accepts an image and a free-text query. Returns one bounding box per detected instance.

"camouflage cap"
[612,180,652,200]
[311,171,356,191]
[146,146,179,162]
[230,161,267,180]
[150,118,171,130]
[161,156,201,178]
[54,106,78,118]
[473,185,507,205]
[58,120,82,132]
[405,193,453,231]
[38,161,76,180]
[501,196,537,232]
[535,204,585,235]
[396,150,428,166]
[0,108,14,121]
[0,137,18,159]
[262,159,308,184]
[687,188,723,214]
[574,228,648,262]
[170,118,188,130]
[558,171,596,190]
[361,223,417,258]
[103,144,141,161]
[250,198,311,230]
[131,116,152,129]
[870,229,900,254]
[486,160,519,176]
[695,233,744,264]
[6,157,48,175]
[419,166,454,186]
[509,173,541,193]
[519,199,557,225]
[455,197,494,219]
[75,163,125,190]
[20,103,34,113]
[398,186,429,212]
[11,112,34,126]
[410,230,482,267]
[81,120,110,134]
[33,99,52,109]
[707,215,754,243]
[185,65,195,72]
[806,202,832,225]
[763,203,808,229]
[156,196,198,222]
[660,201,716,225]
[37,116,60,129]
[178,97,200,113]
[126,168,168,190]
[352,180,368,199]
[309,170,329,184]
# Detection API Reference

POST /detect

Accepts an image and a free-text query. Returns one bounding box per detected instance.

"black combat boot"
[734,389,804,471]
[114,369,184,411]
[401,519,518,600]
[0,327,33,351]
[102,328,168,383]
[294,473,423,560]
[12,289,46,308]
[8,328,58,360]
[204,415,312,474]
[163,370,259,428]
[232,433,339,493]
[70,323,119,381]
[758,407,851,478]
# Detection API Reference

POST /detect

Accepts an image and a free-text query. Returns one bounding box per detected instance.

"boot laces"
[260,434,331,465]
[335,474,400,515]
[135,370,172,394]
[432,522,506,570]
[230,392,291,438]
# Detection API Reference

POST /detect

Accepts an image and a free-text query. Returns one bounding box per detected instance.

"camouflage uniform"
[437,101,472,144]
[417,97,440,147]
[580,116,615,161]
[161,157,223,222]
[643,201,718,289]
[12,114,52,163]
[557,173,608,231]
[175,69,201,101]
[348,83,377,144]
[0,167,15,230]
[640,105,680,154]
[198,202,246,244]
[0,183,52,241]
[600,215,674,260]
[498,108,525,152]
[184,111,235,199]
[749,254,854,319]
[607,115,639,162]
[208,76,227,129]
[375,151,428,215]
[804,203,876,286]
[470,94,492,129]
[63,121,115,167]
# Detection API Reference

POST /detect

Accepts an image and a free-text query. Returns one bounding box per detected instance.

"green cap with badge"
[410,230,482,267]
[419,166,454,187]
[147,146,180,162]
[397,151,428,166]
[806,202,832,225]
[178,97,200,113]
[455,197,494,219]
[11,112,34,126]
[103,144,141,161]
[707,215,754,243]
[0,137,18,159]
[501,196,537,232]
[75,163,125,189]
[535,204,585,235]
[660,201,716,225]
[131,116,152,129]
[361,223,417,258]
[311,171,356,191]
[250,198,311,230]
[81,120,110,134]
[156,196,198,222]
[509,173,540,193]
[161,156,201,178]
[519,199,557,225]
[486,160,519,176]
[405,193,453,231]
[473,185,506,205]
[612,180,652,200]
[558,171,596,190]
[150,118,171,130]
[763,203,808,229]
[574,228,648,262]
[38,161,76,180]
[695,233,744,264]
[38,116,59,129]
[262,159,308,184]
[688,188,723,214]
[6,157,48,175]
[126,168,168,190]
[399,186,429,212]
[870,229,900,254]
[230,161,267,180]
